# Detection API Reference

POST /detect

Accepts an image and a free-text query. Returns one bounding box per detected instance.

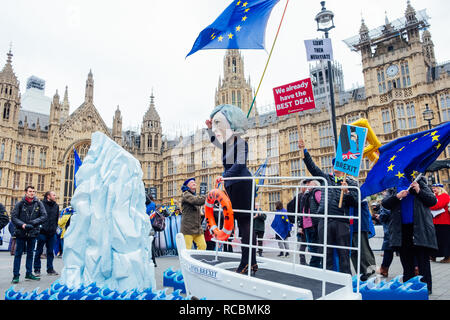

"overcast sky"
[1,0,449,139]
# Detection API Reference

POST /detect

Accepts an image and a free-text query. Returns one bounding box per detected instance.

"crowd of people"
[0,186,75,284]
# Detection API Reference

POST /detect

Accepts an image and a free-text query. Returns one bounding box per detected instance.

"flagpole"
[246,0,290,119]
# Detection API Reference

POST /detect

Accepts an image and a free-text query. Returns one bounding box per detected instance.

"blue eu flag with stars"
[186,0,280,57]
[360,122,450,198]
[73,148,82,189]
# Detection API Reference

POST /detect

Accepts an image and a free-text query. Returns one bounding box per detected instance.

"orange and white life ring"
[204,189,234,241]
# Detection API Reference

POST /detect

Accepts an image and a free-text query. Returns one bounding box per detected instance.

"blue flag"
[73,148,82,189]
[271,209,292,240]
[186,0,280,57]
[360,122,450,198]
[253,157,268,197]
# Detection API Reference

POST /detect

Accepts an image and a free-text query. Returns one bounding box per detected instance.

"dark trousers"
[351,231,376,275]
[235,215,257,268]
[13,237,37,277]
[305,226,322,268]
[226,181,256,269]
[381,249,394,269]
[34,233,56,272]
[255,231,264,254]
[399,224,433,292]
[318,219,351,274]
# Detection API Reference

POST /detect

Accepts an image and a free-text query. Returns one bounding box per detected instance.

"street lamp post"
[315,1,337,150]
[422,104,434,130]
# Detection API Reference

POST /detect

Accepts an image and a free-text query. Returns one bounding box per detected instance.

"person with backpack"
[287,180,323,268]
[10,186,48,284]
[180,178,206,251]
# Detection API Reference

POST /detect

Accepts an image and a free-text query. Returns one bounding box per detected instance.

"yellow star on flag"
[432,135,440,142]
[242,2,248,6]
[431,131,438,136]
[242,16,248,21]
[218,35,224,42]
[398,146,405,152]
[411,171,419,179]
[210,33,216,40]
[436,143,442,150]
[245,8,250,12]
[387,164,395,172]
[228,33,234,39]
[389,155,397,162]
[236,0,241,5]
[236,25,241,32]
[396,171,405,179]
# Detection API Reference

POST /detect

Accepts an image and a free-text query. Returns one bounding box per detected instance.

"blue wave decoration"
[5,277,194,300]
[352,275,429,300]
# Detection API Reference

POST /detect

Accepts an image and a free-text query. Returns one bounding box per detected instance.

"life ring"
[204,189,234,241]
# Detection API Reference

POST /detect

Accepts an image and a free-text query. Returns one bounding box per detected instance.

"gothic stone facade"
[0,2,449,212]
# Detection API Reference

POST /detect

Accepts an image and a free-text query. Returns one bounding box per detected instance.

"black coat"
[381,178,438,250]
[0,203,8,231]
[302,150,359,222]
[287,189,322,228]
[41,198,60,235]
[11,197,47,238]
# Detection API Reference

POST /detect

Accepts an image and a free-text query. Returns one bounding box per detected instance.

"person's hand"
[410,181,420,194]
[205,119,212,129]
[298,228,304,235]
[216,176,224,184]
[24,224,34,231]
[341,180,349,194]
[397,190,409,200]
[298,139,305,150]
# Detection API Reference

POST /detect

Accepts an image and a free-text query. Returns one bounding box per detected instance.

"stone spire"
[61,85,70,121]
[405,0,418,25]
[113,105,123,144]
[84,69,94,103]
[1,48,18,84]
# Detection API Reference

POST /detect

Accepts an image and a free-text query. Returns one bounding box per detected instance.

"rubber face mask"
[212,111,233,144]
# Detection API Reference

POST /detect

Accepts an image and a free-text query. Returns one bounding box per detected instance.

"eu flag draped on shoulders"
[186,0,280,57]
[361,122,450,198]
[73,148,82,189]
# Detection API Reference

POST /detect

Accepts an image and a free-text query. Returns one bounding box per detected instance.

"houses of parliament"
[0,2,449,212]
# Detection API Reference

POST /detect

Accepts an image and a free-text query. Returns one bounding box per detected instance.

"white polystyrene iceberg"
[59,131,155,292]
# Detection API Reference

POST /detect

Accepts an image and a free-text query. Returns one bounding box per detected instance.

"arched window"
[63,143,90,207]
[3,102,10,120]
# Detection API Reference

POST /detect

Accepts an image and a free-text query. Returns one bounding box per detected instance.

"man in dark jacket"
[382,178,437,294]
[253,202,266,257]
[298,140,359,274]
[33,191,59,276]
[11,186,47,283]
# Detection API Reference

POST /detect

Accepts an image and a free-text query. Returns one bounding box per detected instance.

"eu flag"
[253,157,268,197]
[73,148,82,189]
[186,0,280,57]
[360,122,450,198]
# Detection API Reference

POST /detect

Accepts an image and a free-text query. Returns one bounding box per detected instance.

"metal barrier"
[210,175,362,298]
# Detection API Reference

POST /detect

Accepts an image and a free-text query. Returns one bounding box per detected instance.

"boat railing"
[210,175,362,298]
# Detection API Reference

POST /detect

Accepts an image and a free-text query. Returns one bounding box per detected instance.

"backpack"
[151,209,166,232]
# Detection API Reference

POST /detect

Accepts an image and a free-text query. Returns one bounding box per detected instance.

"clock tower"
[343,1,440,141]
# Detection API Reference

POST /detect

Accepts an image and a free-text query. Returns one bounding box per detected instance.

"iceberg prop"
[59,131,155,292]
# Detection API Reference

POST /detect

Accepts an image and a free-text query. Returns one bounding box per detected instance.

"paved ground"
[1,249,449,300]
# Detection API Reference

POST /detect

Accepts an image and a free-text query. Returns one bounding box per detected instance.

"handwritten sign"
[304,38,333,61]
[273,78,316,117]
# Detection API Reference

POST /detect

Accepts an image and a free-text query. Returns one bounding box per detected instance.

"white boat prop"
[176,176,363,300]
